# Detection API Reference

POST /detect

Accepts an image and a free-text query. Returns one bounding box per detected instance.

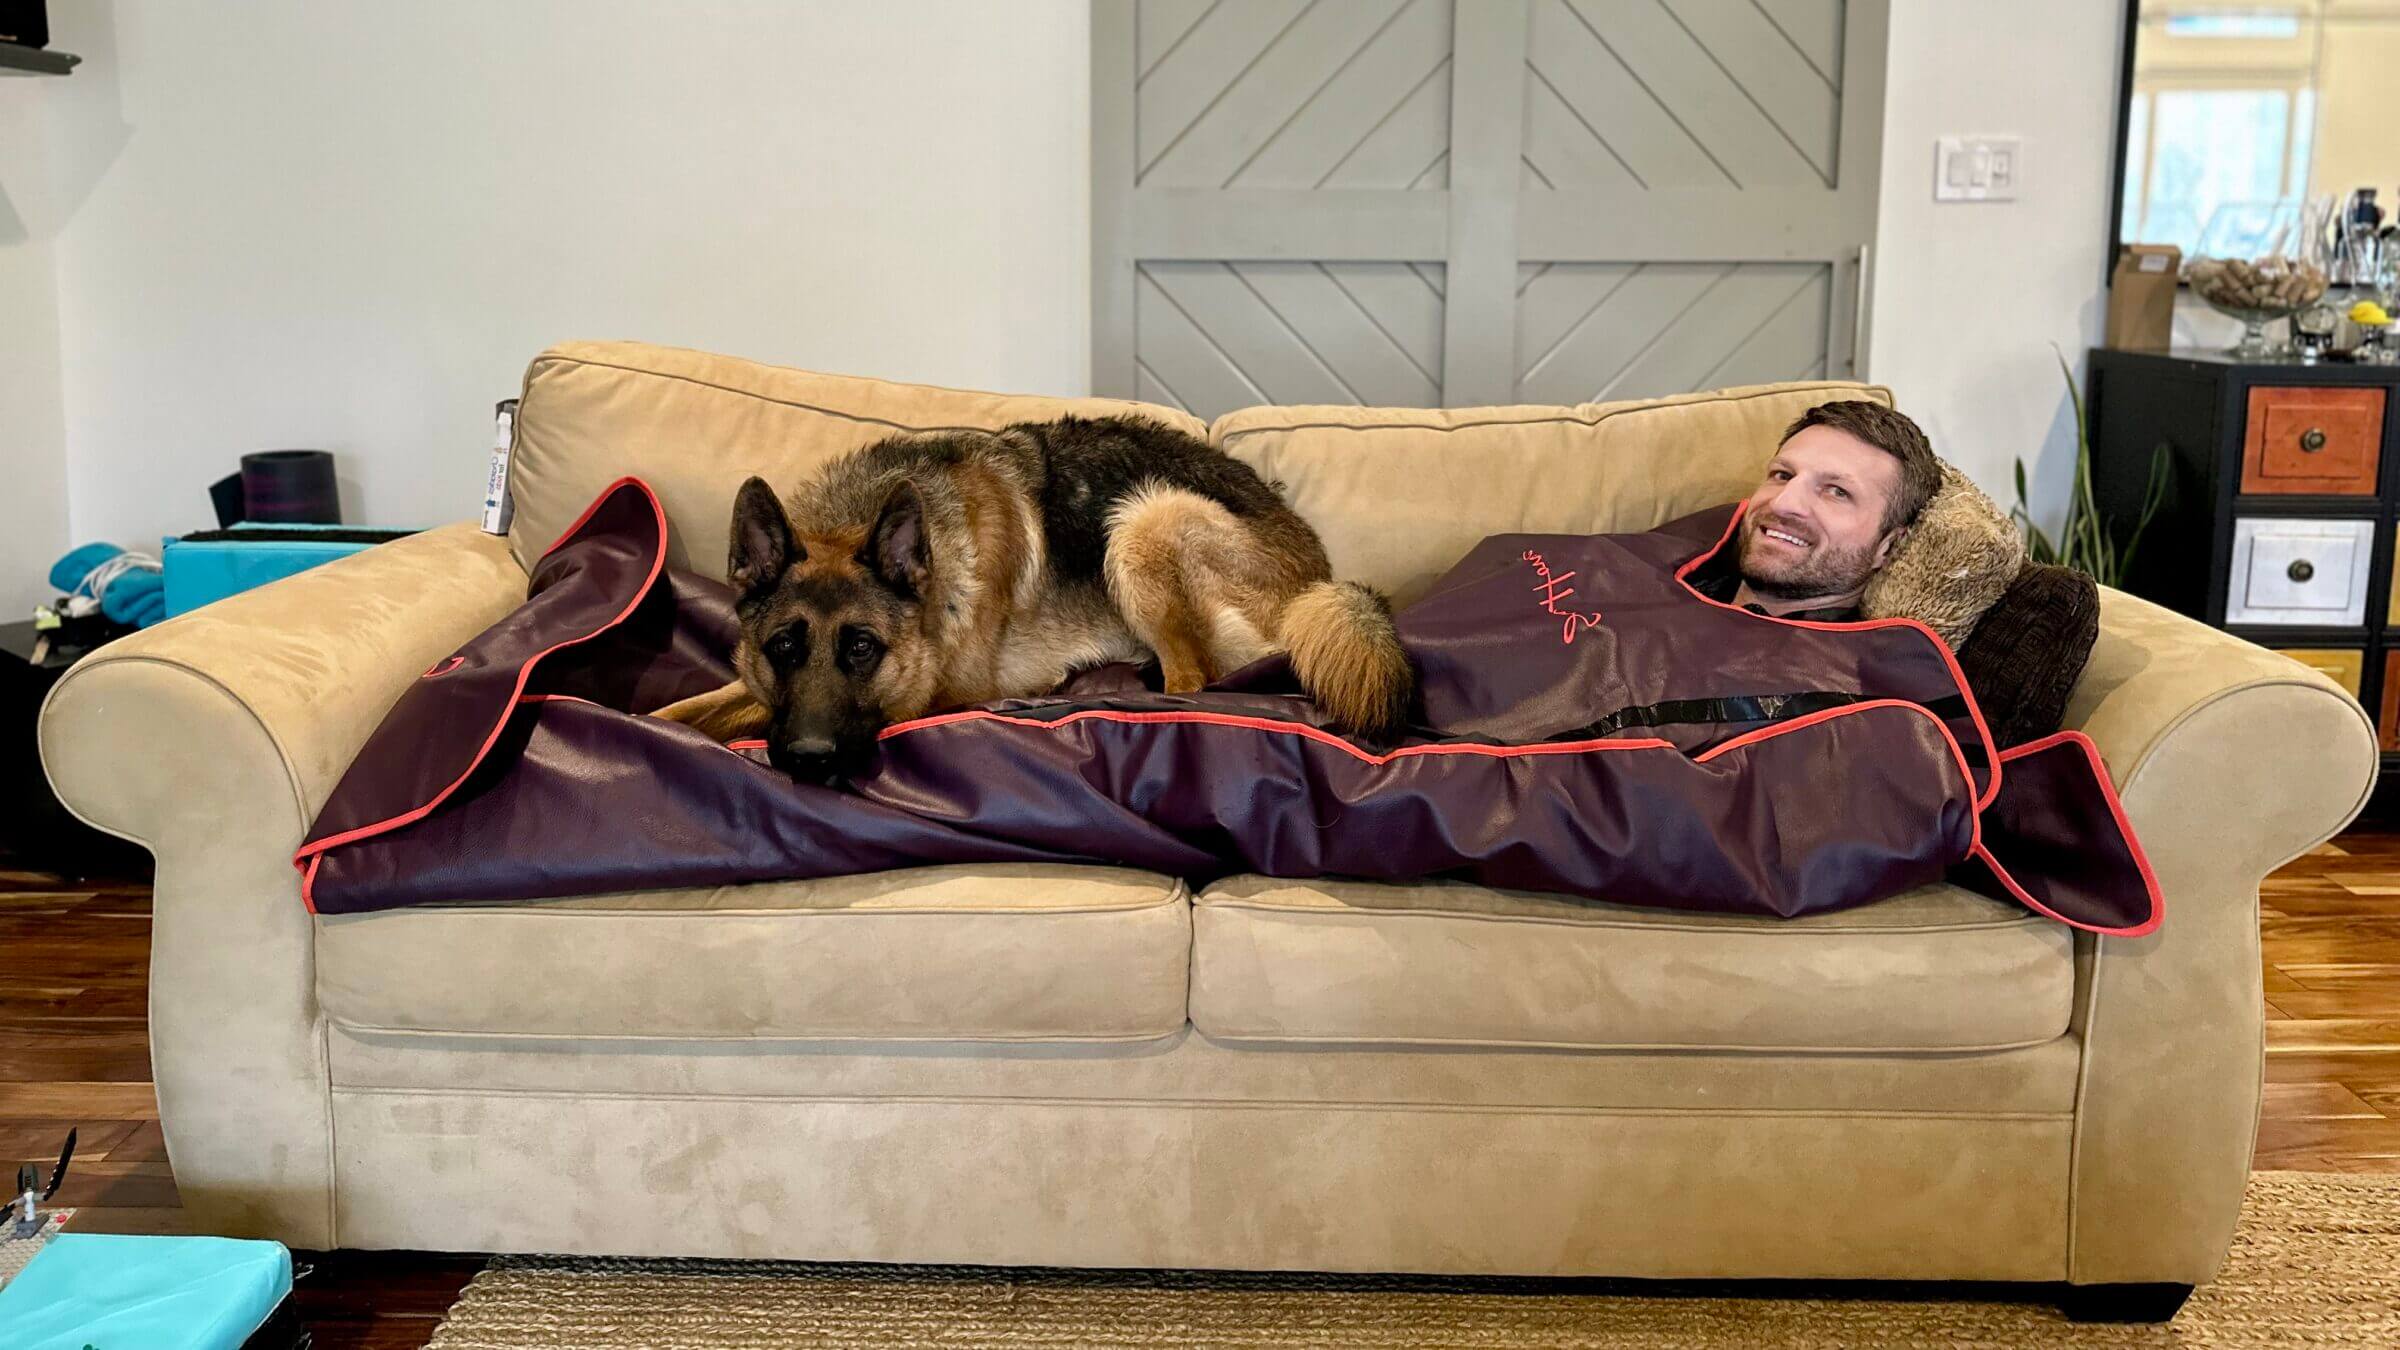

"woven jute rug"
[425,1171,2398,1348]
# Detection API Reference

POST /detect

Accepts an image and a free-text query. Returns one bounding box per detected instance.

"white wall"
[0,82,69,619]
[1869,0,2127,526]
[23,0,2125,561]
[38,0,1092,551]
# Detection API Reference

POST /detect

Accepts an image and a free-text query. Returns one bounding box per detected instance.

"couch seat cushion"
[1190,877,2073,1052]
[316,864,1189,1042]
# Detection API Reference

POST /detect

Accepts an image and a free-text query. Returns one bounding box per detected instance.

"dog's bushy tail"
[1277,580,1413,740]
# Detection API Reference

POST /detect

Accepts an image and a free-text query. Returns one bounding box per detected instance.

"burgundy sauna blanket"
[295,478,2161,935]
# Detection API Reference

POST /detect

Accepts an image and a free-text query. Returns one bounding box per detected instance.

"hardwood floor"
[2257,832,2400,1170]
[0,871,476,1348]
[4,839,2399,1343]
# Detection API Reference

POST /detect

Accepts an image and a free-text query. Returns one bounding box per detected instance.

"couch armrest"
[38,522,524,1245]
[2060,587,2376,1286]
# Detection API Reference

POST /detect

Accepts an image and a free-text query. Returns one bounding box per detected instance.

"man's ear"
[729,477,796,597]
[866,479,929,598]
[1871,525,1909,570]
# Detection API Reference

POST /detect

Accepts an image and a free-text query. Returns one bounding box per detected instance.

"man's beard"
[1737,515,1882,601]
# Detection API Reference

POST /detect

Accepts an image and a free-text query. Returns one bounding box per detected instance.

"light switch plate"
[1935,136,2021,202]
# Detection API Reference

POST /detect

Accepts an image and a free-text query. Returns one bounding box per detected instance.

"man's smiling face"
[1736,424,1906,602]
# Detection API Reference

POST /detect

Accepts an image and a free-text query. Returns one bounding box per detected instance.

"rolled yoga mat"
[239,449,340,523]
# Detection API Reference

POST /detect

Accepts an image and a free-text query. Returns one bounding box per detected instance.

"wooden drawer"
[2241,386,2385,495]
[2226,517,2376,625]
[2383,653,2400,751]
[2391,523,2400,626]
[2277,647,2363,697]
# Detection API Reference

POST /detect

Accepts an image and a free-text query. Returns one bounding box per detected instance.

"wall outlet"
[1935,136,2021,202]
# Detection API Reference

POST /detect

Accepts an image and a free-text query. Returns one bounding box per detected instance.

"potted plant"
[2012,348,2170,588]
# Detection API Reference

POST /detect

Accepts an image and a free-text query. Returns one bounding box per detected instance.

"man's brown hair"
[1779,400,1940,536]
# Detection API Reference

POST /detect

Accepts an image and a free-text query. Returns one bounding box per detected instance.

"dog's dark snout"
[769,735,842,783]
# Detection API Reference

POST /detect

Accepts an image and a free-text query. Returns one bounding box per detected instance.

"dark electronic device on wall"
[0,2,47,49]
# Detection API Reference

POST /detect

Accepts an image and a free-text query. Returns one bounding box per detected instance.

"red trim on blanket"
[290,477,669,871]
[879,699,1985,876]
[878,707,1678,764]
[1970,729,2164,938]
[301,853,322,915]
[1692,699,1981,858]
[1675,502,2004,813]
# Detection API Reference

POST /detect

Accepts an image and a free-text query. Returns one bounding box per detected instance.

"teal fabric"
[48,543,167,627]
[46,543,122,594]
[0,1233,290,1348]
[162,529,379,618]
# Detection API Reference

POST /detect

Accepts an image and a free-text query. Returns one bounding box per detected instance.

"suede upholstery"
[38,344,2377,1288]
[1211,385,1893,603]
[1190,878,2073,1052]
[317,866,1191,1041]
[506,341,1210,582]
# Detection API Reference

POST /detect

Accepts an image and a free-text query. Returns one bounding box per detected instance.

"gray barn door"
[1092,0,1887,418]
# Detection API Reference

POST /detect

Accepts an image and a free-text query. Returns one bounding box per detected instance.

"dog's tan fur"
[655,417,1411,775]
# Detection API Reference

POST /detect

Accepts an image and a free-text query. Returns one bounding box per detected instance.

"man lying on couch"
[1686,400,1940,624]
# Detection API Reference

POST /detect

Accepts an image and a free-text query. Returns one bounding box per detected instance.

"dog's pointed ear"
[728,477,795,597]
[866,479,929,598]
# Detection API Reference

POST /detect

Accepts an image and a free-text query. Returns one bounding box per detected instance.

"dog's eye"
[838,626,883,674]
[761,622,807,669]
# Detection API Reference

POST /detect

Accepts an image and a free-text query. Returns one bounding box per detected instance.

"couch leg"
[2058,1282,2194,1323]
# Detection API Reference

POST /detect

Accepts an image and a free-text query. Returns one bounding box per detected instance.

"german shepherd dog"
[654,415,1414,781]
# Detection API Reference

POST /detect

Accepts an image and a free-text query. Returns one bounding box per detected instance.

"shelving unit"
[0,44,76,76]
[2088,346,2400,785]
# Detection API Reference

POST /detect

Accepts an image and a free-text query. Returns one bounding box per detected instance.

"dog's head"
[726,475,941,782]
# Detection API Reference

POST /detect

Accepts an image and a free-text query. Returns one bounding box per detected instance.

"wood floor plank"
[2279,962,2400,989]
[2267,988,2400,1019]
[110,1120,169,1170]
[0,1081,159,1119]
[62,1204,193,1236]
[2253,1117,2400,1169]
[2263,1048,2400,1089]
[2258,891,2400,917]
[2260,1081,2385,1119]
[50,1158,181,1208]
[2265,1018,2400,1052]
[0,1118,138,1163]
[0,1029,154,1082]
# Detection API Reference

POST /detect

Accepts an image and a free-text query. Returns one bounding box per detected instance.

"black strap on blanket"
[1552,691,1972,742]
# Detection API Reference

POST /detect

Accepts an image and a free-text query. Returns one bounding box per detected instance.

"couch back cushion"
[1215,382,1894,603]
[506,341,1207,578]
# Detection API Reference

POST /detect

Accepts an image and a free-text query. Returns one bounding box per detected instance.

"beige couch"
[40,342,2378,1312]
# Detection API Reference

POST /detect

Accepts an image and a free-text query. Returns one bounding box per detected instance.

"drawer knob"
[2288,559,2316,582]
[2300,427,2328,452]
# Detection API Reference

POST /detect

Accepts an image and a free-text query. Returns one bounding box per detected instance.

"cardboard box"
[2106,244,2182,350]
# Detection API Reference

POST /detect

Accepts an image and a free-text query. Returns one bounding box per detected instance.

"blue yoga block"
[162,525,416,618]
[0,1233,292,1348]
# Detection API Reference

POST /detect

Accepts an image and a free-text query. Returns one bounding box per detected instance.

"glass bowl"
[2184,254,2329,357]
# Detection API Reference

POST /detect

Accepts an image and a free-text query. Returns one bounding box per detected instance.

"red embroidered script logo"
[1523,550,1603,644]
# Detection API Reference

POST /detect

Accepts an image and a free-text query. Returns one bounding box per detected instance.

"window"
[2119,3,2324,254]
[2127,87,2314,254]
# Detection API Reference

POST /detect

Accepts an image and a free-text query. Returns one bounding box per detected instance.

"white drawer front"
[2227,517,2375,626]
